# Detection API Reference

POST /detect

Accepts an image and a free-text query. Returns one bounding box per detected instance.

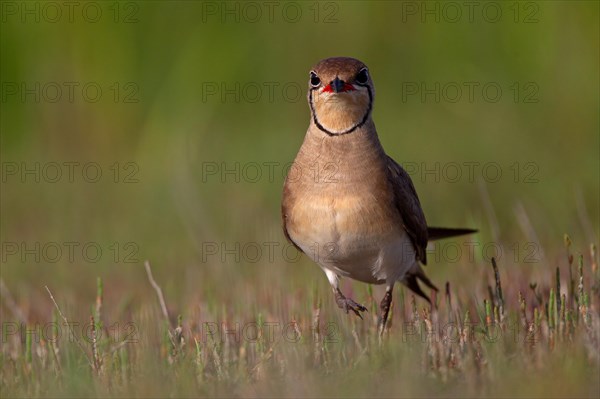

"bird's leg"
[324,268,367,318]
[334,287,368,318]
[378,285,394,336]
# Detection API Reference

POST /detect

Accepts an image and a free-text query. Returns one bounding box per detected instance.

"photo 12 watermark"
[1,241,140,264]
[1,321,139,345]
[200,241,302,264]
[201,81,303,103]
[199,1,340,24]
[401,318,543,345]
[399,1,540,24]
[1,82,140,104]
[200,161,339,184]
[401,161,540,184]
[400,81,539,104]
[1,162,140,184]
[196,320,339,344]
[427,240,541,264]
[1,1,140,24]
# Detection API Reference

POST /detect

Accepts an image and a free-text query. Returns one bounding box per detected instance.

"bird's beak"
[330,77,345,93]
[323,77,355,93]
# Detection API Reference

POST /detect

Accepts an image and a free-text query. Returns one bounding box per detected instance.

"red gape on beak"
[323,77,355,93]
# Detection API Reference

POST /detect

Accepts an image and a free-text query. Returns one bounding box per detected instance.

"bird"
[281,57,477,334]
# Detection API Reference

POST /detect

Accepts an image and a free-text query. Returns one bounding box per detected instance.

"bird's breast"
[285,178,408,283]
[282,125,417,283]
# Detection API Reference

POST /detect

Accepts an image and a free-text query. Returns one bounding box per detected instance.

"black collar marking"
[309,85,373,136]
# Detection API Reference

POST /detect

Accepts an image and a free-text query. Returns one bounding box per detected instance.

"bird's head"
[307,57,374,135]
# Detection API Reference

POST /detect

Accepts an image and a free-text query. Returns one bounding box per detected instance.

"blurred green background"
[1,1,598,313]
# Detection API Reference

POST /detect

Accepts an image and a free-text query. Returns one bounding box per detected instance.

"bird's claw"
[337,296,368,319]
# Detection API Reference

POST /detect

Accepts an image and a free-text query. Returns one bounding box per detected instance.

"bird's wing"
[281,184,304,254]
[386,155,429,265]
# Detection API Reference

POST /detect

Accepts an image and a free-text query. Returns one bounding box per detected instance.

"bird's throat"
[309,87,373,136]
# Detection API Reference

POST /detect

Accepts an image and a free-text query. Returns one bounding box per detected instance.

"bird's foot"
[378,289,393,336]
[335,289,367,318]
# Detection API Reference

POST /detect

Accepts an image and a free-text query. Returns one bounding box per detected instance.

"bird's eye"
[355,68,369,85]
[310,72,321,87]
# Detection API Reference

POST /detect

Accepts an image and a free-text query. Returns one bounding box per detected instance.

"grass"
[1,237,598,398]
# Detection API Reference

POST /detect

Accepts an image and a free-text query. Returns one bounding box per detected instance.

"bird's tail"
[403,264,438,303]
[403,227,477,302]
[427,227,477,241]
